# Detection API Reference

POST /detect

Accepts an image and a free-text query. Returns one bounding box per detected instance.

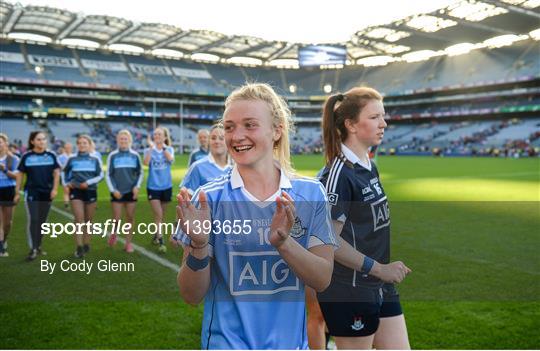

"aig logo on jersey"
[229,251,299,296]
[370,196,390,231]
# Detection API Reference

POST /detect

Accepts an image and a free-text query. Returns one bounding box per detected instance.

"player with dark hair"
[15,131,60,261]
[312,87,412,349]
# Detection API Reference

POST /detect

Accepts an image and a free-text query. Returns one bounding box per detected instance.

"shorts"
[111,191,137,203]
[0,186,16,206]
[147,188,172,202]
[70,188,97,203]
[380,283,403,318]
[318,279,383,337]
[25,189,52,202]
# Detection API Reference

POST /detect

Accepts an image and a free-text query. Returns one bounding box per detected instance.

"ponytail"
[321,87,383,165]
[322,94,345,165]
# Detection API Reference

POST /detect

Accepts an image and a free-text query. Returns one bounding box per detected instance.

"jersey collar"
[341,143,371,171]
[207,153,231,172]
[231,164,292,190]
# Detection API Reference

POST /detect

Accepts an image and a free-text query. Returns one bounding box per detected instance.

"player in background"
[0,133,19,257]
[311,87,411,349]
[180,124,231,195]
[144,127,174,253]
[15,131,60,261]
[57,142,74,208]
[63,135,103,258]
[106,130,143,253]
[187,129,209,166]
[175,83,336,349]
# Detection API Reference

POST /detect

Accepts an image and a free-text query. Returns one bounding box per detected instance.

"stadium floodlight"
[323,84,332,93]
[7,32,52,43]
[356,55,395,67]
[108,44,144,54]
[226,57,263,66]
[447,1,508,22]
[267,59,299,68]
[401,50,442,62]
[405,15,457,32]
[444,43,477,56]
[483,34,529,48]
[191,53,220,62]
[373,43,411,54]
[289,84,297,94]
[365,28,410,42]
[152,49,184,59]
[60,38,100,49]
[500,0,540,8]
[34,66,44,75]
[529,28,540,40]
[522,0,540,8]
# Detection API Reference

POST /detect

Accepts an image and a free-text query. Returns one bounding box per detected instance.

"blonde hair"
[117,129,133,146]
[154,127,172,146]
[224,83,295,176]
[77,134,94,150]
[0,133,8,143]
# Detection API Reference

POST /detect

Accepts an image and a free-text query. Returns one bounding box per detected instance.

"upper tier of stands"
[1,40,538,96]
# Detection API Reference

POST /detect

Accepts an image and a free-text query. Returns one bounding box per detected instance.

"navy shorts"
[380,283,403,318]
[147,188,172,202]
[0,186,16,206]
[111,191,137,203]
[318,279,383,337]
[70,189,97,203]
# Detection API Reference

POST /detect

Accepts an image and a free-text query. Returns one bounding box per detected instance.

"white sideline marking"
[49,205,181,273]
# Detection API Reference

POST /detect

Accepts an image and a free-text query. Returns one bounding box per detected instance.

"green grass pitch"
[1,155,539,349]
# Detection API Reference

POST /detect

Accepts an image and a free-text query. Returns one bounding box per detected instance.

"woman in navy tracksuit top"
[63,134,103,258]
[16,131,60,261]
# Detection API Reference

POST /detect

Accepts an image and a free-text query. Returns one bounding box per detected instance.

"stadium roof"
[1,0,539,67]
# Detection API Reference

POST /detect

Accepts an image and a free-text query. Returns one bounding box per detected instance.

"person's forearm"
[15,172,22,193]
[143,152,151,166]
[52,170,60,192]
[163,150,174,162]
[177,246,211,305]
[276,238,333,292]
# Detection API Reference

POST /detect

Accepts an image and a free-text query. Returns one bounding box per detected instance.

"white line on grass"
[49,205,181,273]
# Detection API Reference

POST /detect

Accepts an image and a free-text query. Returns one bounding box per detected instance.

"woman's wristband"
[186,253,209,271]
[189,241,208,250]
[361,256,375,274]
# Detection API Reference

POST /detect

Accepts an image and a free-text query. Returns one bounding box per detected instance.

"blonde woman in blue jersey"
[180,124,231,195]
[144,127,174,252]
[175,83,337,349]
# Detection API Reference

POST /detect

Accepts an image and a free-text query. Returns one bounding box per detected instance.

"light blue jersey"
[146,146,174,190]
[180,154,232,194]
[0,154,19,188]
[57,153,73,169]
[176,166,337,349]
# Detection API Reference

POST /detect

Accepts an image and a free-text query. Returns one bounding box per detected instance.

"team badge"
[351,316,365,331]
[328,192,339,206]
[289,216,307,238]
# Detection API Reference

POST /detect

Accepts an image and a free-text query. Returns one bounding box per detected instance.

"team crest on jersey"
[327,192,339,206]
[351,316,365,331]
[290,216,307,238]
